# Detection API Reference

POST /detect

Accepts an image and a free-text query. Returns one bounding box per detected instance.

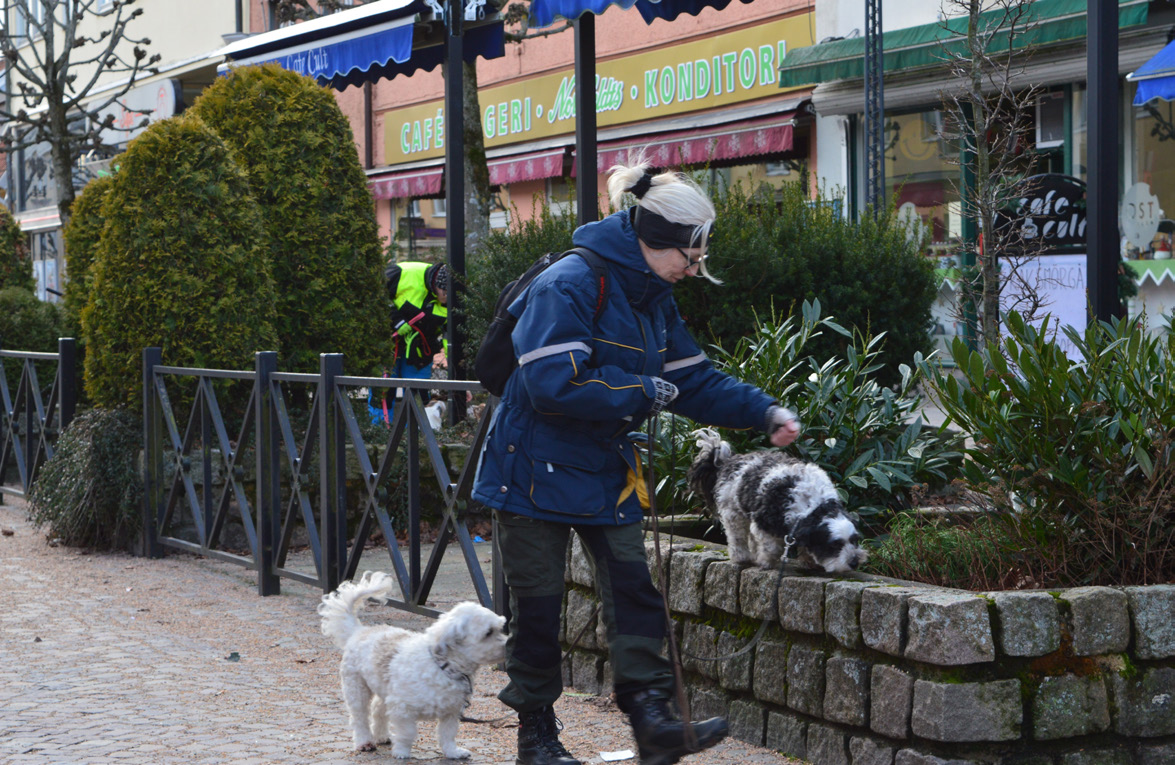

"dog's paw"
[443,746,473,759]
[391,746,414,759]
[355,742,378,753]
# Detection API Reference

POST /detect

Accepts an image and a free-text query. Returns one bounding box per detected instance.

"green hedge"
[191,64,392,374]
[62,174,114,339]
[82,115,279,409]
[673,181,937,386]
[0,203,35,293]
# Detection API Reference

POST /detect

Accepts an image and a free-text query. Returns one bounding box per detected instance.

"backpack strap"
[564,247,609,321]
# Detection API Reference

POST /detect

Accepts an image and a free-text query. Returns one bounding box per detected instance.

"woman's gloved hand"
[649,377,679,415]
[766,405,800,447]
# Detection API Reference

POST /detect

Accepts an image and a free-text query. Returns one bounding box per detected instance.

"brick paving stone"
[0,497,802,765]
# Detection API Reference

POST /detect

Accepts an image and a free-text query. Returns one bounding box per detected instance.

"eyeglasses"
[676,248,705,271]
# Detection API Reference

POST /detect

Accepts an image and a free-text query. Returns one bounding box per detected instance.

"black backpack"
[474,247,608,397]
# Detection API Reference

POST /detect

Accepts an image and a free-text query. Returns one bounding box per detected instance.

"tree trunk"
[47,102,76,232]
[462,60,491,262]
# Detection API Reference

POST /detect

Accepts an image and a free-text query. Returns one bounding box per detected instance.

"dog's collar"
[435,656,474,706]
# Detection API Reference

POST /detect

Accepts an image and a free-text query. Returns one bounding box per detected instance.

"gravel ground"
[0,497,804,765]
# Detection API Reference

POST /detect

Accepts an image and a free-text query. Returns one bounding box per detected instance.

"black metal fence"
[142,348,499,617]
[0,338,77,500]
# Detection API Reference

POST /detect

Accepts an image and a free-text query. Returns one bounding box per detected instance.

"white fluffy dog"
[686,429,868,573]
[318,571,507,758]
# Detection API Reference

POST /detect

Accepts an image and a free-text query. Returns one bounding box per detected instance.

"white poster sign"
[1001,253,1087,359]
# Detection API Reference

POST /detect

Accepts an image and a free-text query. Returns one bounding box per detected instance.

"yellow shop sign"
[386,13,812,164]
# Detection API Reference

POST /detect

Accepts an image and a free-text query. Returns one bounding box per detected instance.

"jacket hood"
[572,208,673,312]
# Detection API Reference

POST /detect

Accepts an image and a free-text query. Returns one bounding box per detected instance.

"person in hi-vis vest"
[376,261,448,422]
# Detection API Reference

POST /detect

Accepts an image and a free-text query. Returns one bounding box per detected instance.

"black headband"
[633,206,713,250]
[629,171,655,200]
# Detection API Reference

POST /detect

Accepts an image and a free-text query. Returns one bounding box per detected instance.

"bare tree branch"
[1,0,160,224]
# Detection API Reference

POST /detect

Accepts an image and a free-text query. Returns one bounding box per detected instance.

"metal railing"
[0,338,77,500]
[142,348,499,617]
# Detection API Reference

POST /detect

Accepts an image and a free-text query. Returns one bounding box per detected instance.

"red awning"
[583,114,796,175]
[368,165,444,199]
[487,148,567,186]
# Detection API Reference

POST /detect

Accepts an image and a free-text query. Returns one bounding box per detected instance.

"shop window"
[1071,85,1088,180]
[547,177,571,215]
[883,109,959,247]
[1132,90,1175,258]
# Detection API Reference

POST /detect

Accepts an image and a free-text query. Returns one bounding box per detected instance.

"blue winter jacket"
[472,209,777,525]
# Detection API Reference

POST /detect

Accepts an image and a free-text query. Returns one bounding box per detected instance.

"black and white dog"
[686,429,868,573]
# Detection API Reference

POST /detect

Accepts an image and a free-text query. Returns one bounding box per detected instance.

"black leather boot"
[617,689,729,765]
[516,706,582,765]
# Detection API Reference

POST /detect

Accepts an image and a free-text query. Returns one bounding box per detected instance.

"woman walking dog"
[473,155,800,765]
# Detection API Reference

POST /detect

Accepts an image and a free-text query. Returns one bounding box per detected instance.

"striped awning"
[221,0,504,90]
[584,113,795,175]
[487,149,567,186]
[368,165,444,199]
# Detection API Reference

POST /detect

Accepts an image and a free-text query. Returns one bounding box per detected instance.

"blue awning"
[529,0,752,28]
[1129,38,1175,105]
[221,0,504,90]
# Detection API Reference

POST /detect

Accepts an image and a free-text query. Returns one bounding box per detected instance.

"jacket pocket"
[527,428,609,517]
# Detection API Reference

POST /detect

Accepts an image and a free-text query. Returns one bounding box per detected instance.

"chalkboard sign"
[996,174,1087,254]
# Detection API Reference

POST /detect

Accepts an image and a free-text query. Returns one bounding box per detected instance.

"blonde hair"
[606,151,721,284]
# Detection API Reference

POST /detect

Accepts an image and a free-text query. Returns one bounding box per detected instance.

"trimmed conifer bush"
[0,202,35,293]
[82,114,278,409]
[62,173,114,338]
[190,64,392,374]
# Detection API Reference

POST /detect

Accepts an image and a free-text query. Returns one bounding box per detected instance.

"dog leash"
[645,413,699,751]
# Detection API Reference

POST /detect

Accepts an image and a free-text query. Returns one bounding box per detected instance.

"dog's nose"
[849,558,860,570]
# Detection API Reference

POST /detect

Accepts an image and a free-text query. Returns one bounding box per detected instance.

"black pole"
[141,347,163,559]
[864,0,885,215]
[319,353,346,593]
[1087,0,1122,323]
[445,0,467,391]
[255,351,281,596]
[574,14,598,226]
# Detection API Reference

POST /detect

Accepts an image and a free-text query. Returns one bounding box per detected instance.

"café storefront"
[367,9,817,245]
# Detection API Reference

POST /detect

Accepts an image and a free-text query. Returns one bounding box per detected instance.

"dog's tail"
[690,428,731,463]
[686,428,732,512]
[317,571,395,650]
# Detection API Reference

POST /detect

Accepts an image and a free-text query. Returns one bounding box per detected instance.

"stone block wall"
[560,537,1175,764]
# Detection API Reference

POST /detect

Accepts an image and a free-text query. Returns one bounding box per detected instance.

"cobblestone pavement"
[0,498,801,765]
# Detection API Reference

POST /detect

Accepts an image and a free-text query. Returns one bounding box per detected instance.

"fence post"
[319,353,346,593]
[255,351,281,596]
[57,338,76,431]
[141,347,164,559]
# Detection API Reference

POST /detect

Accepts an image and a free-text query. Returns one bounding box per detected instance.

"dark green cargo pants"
[495,511,674,712]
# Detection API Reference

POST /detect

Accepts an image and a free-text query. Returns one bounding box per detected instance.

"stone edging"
[560,536,1175,765]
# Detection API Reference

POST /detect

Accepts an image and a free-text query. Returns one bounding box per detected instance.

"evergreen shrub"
[190,64,392,374]
[0,202,35,292]
[27,407,142,551]
[82,114,278,410]
[62,173,114,338]
[674,181,937,386]
[911,312,1175,588]
[0,286,66,394]
[0,286,64,352]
